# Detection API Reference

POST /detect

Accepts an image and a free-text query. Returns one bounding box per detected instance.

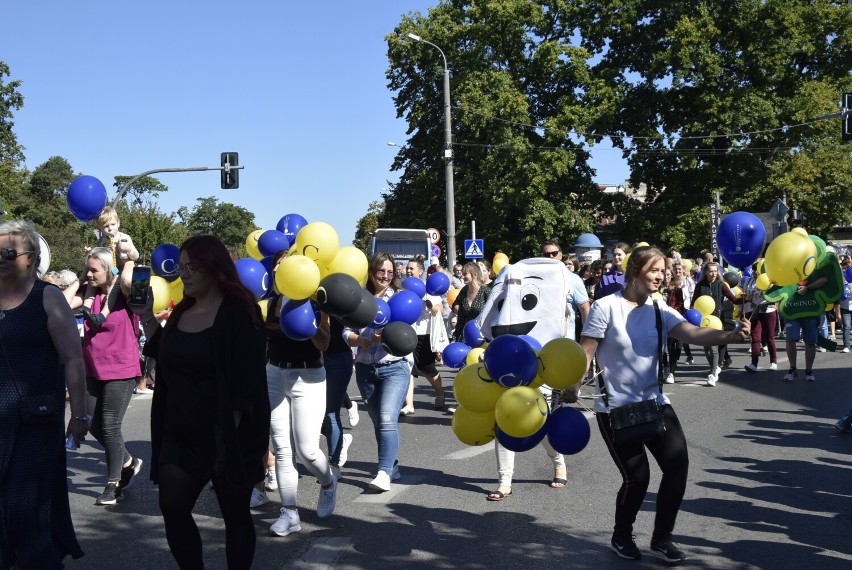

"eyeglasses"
[375,269,393,277]
[0,247,34,261]
[542,250,560,258]
[177,263,199,275]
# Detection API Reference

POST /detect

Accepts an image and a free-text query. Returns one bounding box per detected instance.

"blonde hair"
[97,206,120,227]
[0,219,41,277]
[86,247,116,287]
[624,246,666,287]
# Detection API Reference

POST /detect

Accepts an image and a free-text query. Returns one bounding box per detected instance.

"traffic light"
[844,93,852,143]
[221,152,239,189]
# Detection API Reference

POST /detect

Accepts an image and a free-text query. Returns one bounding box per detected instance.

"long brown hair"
[366,252,399,294]
[624,246,666,289]
[165,235,259,334]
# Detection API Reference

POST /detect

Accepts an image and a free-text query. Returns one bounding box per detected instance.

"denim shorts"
[785,316,819,345]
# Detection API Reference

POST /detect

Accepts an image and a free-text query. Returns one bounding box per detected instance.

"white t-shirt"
[582,291,685,414]
[413,293,442,335]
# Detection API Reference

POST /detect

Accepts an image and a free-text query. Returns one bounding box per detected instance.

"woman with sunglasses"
[344,252,414,492]
[133,235,270,569]
[0,220,87,568]
[80,246,144,506]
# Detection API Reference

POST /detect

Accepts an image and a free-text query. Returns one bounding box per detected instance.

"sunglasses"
[0,247,34,261]
[543,250,560,258]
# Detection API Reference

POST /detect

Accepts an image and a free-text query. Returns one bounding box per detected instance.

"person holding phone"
[80,247,144,505]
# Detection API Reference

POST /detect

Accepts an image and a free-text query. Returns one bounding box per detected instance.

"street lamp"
[407,32,457,269]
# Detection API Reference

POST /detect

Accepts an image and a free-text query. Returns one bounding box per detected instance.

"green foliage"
[177,197,258,255]
[353,199,385,253]
[0,62,24,165]
[115,201,188,264]
[378,1,852,258]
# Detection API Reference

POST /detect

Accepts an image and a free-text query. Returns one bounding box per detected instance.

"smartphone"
[129,265,151,305]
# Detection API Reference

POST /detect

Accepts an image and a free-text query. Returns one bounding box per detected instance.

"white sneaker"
[744,363,758,373]
[761,347,769,356]
[706,374,718,387]
[270,508,301,537]
[348,404,360,427]
[665,373,675,384]
[339,433,353,467]
[817,346,827,353]
[714,366,722,376]
[249,488,270,508]
[316,476,337,519]
[686,357,694,365]
[369,470,391,492]
[330,464,341,482]
[769,363,778,370]
[264,467,278,491]
[843,347,850,353]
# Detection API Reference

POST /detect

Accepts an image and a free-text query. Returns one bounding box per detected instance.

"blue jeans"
[322,351,354,465]
[841,308,851,349]
[355,360,411,475]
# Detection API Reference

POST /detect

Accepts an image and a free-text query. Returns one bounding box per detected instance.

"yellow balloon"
[635,241,649,248]
[701,315,723,330]
[465,347,486,366]
[764,232,818,286]
[791,227,808,236]
[538,337,587,390]
[730,286,742,298]
[756,259,765,274]
[245,230,264,261]
[453,364,506,413]
[622,253,631,269]
[327,246,369,284]
[452,406,496,446]
[446,288,462,308]
[294,221,339,266]
[150,275,170,313]
[494,386,549,438]
[755,273,772,290]
[275,255,321,300]
[493,257,508,275]
[168,278,184,304]
[528,373,546,389]
[681,258,693,272]
[257,299,269,321]
[826,303,834,311]
[287,244,298,257]
[651,291,664,301]
[693,296,716,317]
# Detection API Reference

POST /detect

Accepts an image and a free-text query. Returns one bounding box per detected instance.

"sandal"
[550,477,568,489]
[486,488,512,501]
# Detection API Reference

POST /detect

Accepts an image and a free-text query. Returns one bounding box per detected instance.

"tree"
[112,175,187,262]
[384,1,608,261]
[177,197,258,255]
[0,61,24,166]
[112,175,169,207]
[353,199,385,253]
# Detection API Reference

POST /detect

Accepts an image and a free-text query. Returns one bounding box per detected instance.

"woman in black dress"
[0,220,87,569]
[134,235,270,570]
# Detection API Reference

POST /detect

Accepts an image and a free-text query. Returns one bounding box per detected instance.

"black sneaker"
[118,457,143,491]
[650,536,687,563]
[95,482,123,506]
[610,532,641,560]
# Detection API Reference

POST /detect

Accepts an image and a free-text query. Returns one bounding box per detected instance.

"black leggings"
[85,377,134,481]
[158,463,255,570]
[596,405,689,539]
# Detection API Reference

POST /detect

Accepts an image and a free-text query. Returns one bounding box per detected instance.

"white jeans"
[267,364,332,506]
[495,439,566,486]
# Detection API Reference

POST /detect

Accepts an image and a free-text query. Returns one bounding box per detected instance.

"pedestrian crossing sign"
[464,239,484,259]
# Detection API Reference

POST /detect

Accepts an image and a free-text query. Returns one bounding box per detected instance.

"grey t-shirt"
[582,291,684,413]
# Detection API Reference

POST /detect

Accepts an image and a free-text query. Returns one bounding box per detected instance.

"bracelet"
[72,416,89,422]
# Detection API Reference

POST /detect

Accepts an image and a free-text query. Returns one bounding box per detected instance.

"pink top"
[82,292,142,380]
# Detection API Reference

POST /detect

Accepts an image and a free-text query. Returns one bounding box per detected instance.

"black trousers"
[85,377,134,481]
[158,463,255,570]
[596,405,689,539]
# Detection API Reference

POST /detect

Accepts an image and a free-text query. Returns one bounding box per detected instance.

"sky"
[3,1,629,246]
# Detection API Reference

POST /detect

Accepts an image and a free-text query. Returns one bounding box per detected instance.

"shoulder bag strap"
[654,299,666,395]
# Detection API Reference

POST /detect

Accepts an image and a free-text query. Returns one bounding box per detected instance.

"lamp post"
[407,33,457,269]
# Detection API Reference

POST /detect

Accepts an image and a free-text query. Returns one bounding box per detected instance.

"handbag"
[598,300,667,445]
[429,311,450,353]
[18,393,60,426]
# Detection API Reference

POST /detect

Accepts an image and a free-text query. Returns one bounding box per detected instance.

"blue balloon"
[280,299,320,341]
[442,342,471,369]
[496,418,550,452]
[716,211,766,269]
[387,289,422,325]
[66,175,107,222]
[151,243,180,282]
[258,230,290,258]
[402,277,427,299]
[372,298,392,329]
[843,283,851,301]
[276,213,308,243]
[235,258,268,300]
[845,266,852,284]
[546,406,591,455]
[484,335,538,388]
[684,308,702,326]
[518,335,543,351]
[426,272,450,295]
[463,321,485,348]
[742,266,753,278]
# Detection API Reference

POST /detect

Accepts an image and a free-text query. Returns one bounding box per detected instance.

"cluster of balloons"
[684,296,723,330]
[67,176,108,222]
[449,327,590,456]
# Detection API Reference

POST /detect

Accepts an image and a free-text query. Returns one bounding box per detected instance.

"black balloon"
[339,289,378,329]
[723,271,740,287]
[381,321,417,356]
[316,273,362,317]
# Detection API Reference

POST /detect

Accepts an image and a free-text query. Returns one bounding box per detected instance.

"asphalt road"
[64,340,852,569]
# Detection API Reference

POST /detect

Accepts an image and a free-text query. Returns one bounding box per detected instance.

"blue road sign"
[464,239,484,259]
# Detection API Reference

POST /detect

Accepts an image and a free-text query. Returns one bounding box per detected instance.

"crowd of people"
[3,210,850,568]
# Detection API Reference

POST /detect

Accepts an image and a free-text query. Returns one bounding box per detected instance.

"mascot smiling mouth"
[492,322,536,337]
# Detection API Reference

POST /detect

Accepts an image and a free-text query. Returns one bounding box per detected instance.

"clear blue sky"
[4,1,628,245]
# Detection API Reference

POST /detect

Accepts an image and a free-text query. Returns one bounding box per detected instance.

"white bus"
[370,228,432,264]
